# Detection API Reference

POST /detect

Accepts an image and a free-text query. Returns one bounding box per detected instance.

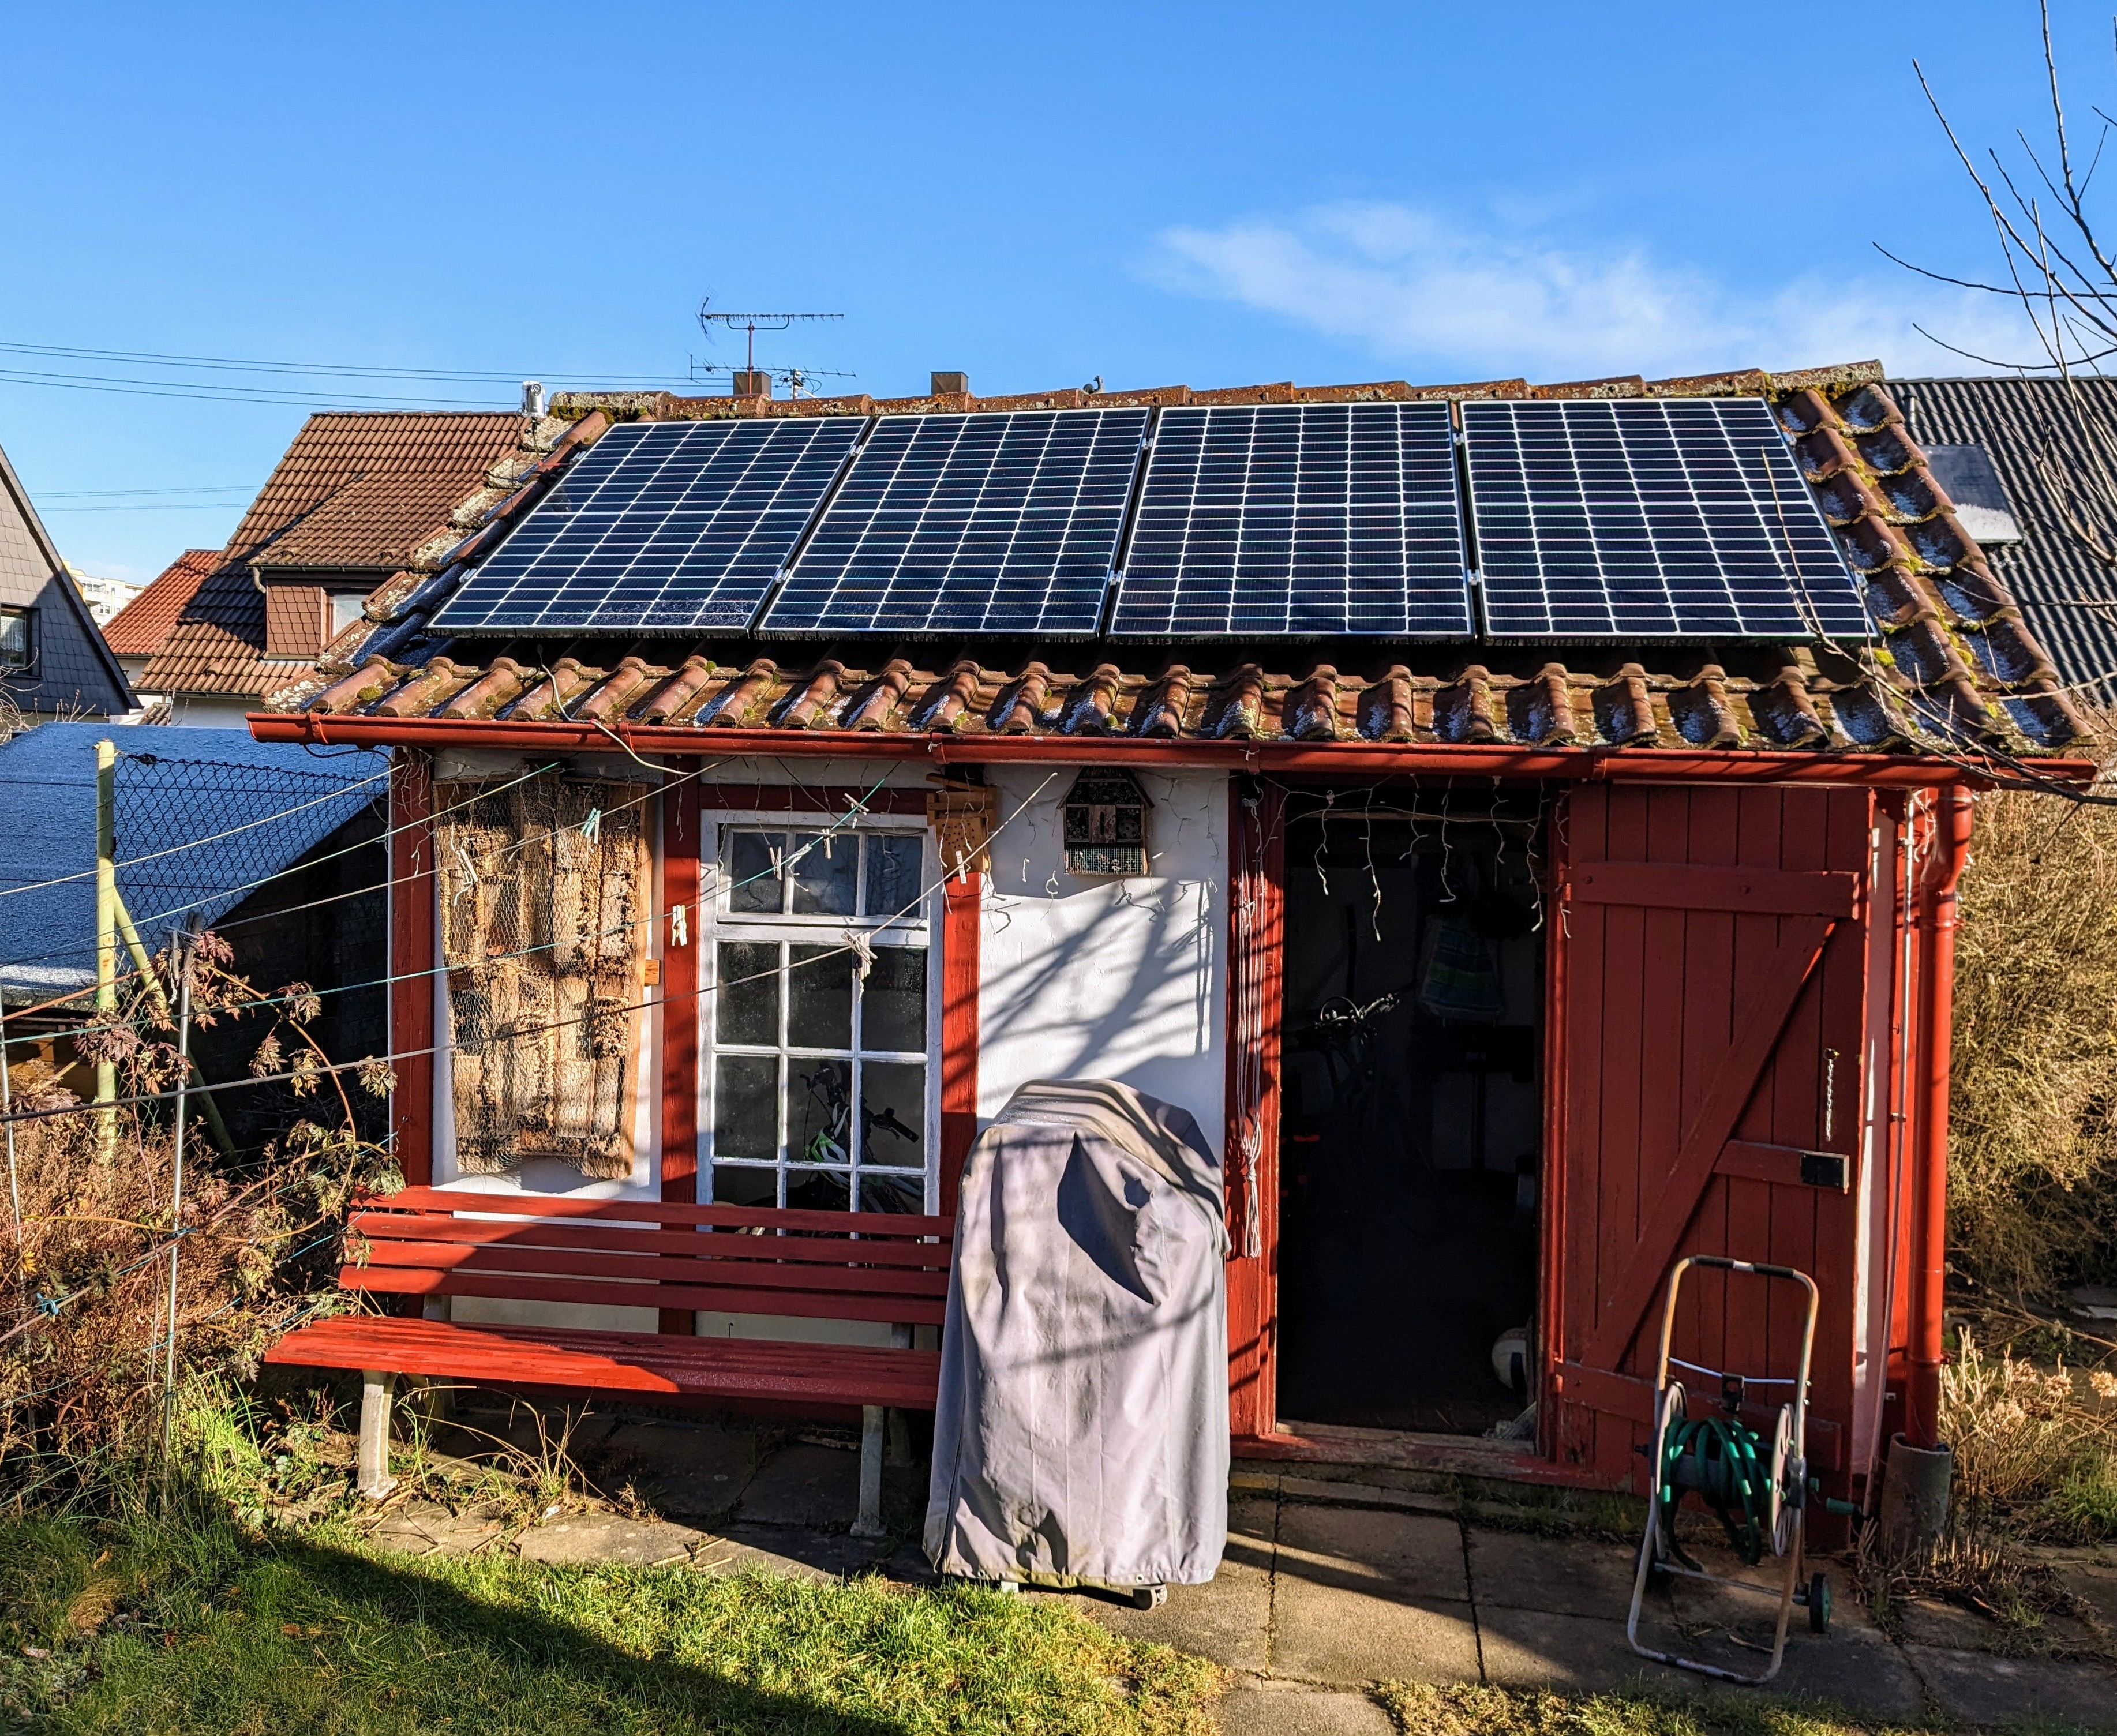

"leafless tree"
[1889,2,2117,569]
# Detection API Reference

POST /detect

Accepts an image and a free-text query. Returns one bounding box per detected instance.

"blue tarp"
[0,723,388,1002]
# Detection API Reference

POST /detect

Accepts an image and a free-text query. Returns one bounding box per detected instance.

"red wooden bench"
[265,1187,953,1533]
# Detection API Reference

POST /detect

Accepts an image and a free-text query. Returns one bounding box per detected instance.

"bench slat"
[374,1187,951,1239]
[350,1213,953,1272]
[266,1316,940,1409]
[351,1239,948,1298]
[341,1267,950,1326]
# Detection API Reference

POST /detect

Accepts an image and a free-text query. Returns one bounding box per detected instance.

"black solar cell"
[1110,401,1471,637]
[1463,398,1867,638]
[433,417,863,633]
[758,409,1149,636]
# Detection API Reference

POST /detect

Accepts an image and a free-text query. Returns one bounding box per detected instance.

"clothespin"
[670,902,689,948]
[580,807,602,843]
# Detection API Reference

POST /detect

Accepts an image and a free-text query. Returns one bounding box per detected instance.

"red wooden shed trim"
[387,749,436,1188]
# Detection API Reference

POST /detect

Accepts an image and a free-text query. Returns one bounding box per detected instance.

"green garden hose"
[1655,1411,1775,1568]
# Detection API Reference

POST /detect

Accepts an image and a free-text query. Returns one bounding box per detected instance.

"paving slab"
[1906,1643,2117,1730]
[593,1420,759,1520]
[1273,1581,1480,1687]
[1279,1475,1453,1517]
[1467,1527,1642,1619]
[735,1441,863,1527]
[367,1500,458,1556]
[1274,1505,1470,1603]
[690,1524,889,1583]
[2052,1556,2117,1634]
[1066,1498,1277,1673]
[1477,1606,1685,1696]
[514,1514,701,1566]
[1214,1675,1396,1735]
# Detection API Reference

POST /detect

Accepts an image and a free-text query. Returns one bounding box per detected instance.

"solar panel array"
[759,408,1150,636]
[1112,402,1470,636]
[434,417,863,633]
[444,393,1869,644]
[1462,398,1865,638]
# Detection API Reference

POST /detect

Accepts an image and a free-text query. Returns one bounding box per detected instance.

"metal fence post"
[94,737,118,1162]
[160,925,194,1457]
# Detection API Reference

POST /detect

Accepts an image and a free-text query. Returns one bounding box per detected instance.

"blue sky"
[0,1,2098,579]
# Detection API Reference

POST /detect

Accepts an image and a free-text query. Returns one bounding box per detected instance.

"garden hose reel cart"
[1625,1255,1855,1686]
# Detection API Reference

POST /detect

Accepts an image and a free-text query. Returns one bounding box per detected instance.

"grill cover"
[923,1079,1229,1590]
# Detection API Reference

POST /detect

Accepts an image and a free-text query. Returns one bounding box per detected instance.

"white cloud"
[1148,202,2034,380]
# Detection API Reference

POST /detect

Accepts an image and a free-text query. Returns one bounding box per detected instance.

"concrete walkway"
[370,1404,2117,1733]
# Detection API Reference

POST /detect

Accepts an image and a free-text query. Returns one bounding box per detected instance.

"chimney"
[521,380,546,418]
[931,370,969,397]
[732,369,773,398]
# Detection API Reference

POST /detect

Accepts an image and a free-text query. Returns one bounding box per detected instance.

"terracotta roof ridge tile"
[910,660,984,732]
[698,659,778,727]
[989,663,1052,734]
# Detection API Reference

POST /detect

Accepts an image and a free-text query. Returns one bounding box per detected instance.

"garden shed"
[250,360,2096,1526]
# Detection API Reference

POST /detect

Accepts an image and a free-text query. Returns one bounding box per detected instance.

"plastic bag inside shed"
[924,1079,1230,1590]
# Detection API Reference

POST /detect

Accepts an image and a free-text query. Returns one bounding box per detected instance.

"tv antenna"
[695,298,849,395]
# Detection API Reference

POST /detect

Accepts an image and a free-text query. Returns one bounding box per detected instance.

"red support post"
[387,749,436,1188]
[1905,787,1972,1449]
[1225,776,1285,1443]
[939,873,981,1219]
[660,777,702,1334]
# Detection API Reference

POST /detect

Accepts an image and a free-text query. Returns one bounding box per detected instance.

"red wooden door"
[1546,785,1871,1494]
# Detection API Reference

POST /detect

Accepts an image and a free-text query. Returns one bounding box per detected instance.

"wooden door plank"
[1580,912,1837,1369]
[1571,861,1858,917]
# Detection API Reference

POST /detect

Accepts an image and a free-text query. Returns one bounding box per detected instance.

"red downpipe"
[1905,787,1973,1450]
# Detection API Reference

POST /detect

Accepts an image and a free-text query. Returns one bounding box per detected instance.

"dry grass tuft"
[1935,1328,2117,1541]
[1952,714,2117,1300]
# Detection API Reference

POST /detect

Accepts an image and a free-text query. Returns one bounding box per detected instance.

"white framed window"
[703,821,936,1214]
[0,607,33,672]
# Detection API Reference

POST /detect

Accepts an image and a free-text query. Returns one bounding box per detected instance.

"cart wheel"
[1133,1584,1168,1611]
[1808,1572,1831,1634]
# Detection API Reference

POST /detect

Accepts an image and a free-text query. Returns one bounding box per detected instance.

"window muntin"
[707,826,932,1213]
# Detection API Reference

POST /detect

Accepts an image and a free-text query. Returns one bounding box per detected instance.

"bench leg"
[853,1405,886,1537]
[885,1324,913,1467]
[358,1370,399,1500]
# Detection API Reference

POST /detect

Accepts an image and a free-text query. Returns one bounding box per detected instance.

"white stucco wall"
[979,766,1227,1150]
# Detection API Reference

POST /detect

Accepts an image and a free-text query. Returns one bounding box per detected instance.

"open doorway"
[1275,782,1548,1436]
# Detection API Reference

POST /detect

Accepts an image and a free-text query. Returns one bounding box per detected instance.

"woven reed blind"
[436,779,651,1179]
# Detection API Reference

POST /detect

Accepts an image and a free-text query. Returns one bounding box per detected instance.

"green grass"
[0,1508,1222,1734]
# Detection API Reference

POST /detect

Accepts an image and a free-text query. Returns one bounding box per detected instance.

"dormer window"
[0,607,31,671]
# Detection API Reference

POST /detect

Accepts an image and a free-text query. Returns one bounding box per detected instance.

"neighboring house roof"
[1891,377,2117,706]
[0,722,388,1000]
[102,548,218,660]
[0,441,134,718]
[276,363,2089,760]
[141,412,534,701]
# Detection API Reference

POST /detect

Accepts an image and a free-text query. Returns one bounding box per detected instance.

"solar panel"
[1462,398,1867,638]
[1110,402,1471,637]
[433,417,864,634]
[758,408,1149,636]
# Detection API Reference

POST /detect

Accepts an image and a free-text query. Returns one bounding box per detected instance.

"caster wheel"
[1133,1584,1168,1610]
[1808,1572,1831,1635]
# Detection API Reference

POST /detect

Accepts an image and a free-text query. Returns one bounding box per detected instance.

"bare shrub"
[1939,1327,2117,1540]
[1951,715,2117,1300]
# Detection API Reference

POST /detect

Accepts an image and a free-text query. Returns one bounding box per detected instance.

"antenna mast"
[695,299,849,398]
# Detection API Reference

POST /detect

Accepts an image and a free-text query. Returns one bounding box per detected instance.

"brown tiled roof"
[101,549,217,657]
[270,366,2092,760]
[143,412,534,698]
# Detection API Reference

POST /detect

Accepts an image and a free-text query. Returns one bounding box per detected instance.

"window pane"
[789,831,857,914]
[715,941,781,1045]
[788,944,854,1048]
[725,830,785,913]
[0,611,28,668]
[861,1060,927,1172]
[713,1055,780,1159]
[786,1168,852,1212]
[857,1171,925,1214]
[864,834,924,918]
[789,1058,853,1164]
[862,946,927,1053]
[712,1164,777,1208]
